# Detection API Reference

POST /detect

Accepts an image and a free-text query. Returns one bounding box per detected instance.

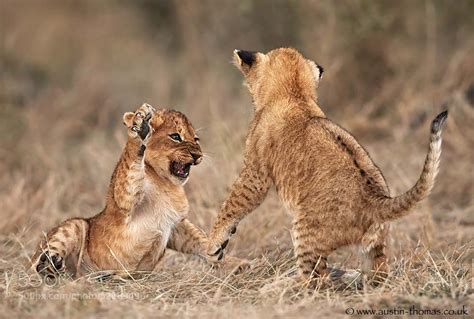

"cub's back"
[268,114,389,211]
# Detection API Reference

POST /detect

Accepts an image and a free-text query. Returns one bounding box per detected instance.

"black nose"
[191,152,202,164]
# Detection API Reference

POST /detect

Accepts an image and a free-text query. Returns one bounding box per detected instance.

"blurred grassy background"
[0,1,473,317]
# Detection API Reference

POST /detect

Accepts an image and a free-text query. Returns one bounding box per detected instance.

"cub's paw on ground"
[35,250,65,278]
[208,254,252,275]
[329,267,364,290]
[206,225,237,263]
[220,256,252,274]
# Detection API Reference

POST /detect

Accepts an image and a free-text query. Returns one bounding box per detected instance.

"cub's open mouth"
[170,162,192,179]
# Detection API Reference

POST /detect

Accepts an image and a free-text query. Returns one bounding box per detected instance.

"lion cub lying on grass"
[32,103,242,278]
[207,48,448,284]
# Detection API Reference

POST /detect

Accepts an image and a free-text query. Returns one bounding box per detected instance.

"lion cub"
[207,48,448,283]
[32,104,223,277]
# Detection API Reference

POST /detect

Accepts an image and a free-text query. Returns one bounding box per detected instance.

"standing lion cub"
[31,103,241,277]
[207,48,448,283]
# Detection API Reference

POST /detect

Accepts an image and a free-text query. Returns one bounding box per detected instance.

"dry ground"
[1,1,473,318]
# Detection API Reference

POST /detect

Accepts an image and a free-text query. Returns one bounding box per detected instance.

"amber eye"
[169,133,182,142]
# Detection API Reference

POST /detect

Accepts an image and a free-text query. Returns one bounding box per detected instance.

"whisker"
[198,154,215,168]
[201,152,214,160]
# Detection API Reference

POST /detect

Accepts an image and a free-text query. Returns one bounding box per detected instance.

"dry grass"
[1,1,473,318]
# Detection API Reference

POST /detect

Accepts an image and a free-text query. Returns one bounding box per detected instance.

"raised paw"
[123,103,156,141]
[35,250,65,278]
[207,225,237,262]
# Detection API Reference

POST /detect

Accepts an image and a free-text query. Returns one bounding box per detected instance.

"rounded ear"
[233,49,263,74]
[310,61,324,82]
[123,112,134,127]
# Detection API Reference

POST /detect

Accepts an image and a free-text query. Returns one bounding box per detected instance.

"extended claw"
[207,225,238,263]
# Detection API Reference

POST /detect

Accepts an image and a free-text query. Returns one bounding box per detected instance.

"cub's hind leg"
[361,223,389,283]
[32,218,89,277]
[292,215,333,285]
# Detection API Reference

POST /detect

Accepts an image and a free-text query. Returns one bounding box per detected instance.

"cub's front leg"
[167,219,209,257]
[169,219,250,271]
[113,103,156,211]
[207,164,271,262]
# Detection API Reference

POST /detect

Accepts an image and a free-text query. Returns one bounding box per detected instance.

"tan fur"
[207,48,448,283]
[32,104,216,277]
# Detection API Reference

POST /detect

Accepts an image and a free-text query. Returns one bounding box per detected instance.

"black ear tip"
[316,64,324,78]
[236,49,256,66]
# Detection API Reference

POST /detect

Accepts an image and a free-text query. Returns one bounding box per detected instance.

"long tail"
[372,111,448,223]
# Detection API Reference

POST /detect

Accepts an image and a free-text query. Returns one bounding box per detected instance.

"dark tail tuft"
[431,110,448,134]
